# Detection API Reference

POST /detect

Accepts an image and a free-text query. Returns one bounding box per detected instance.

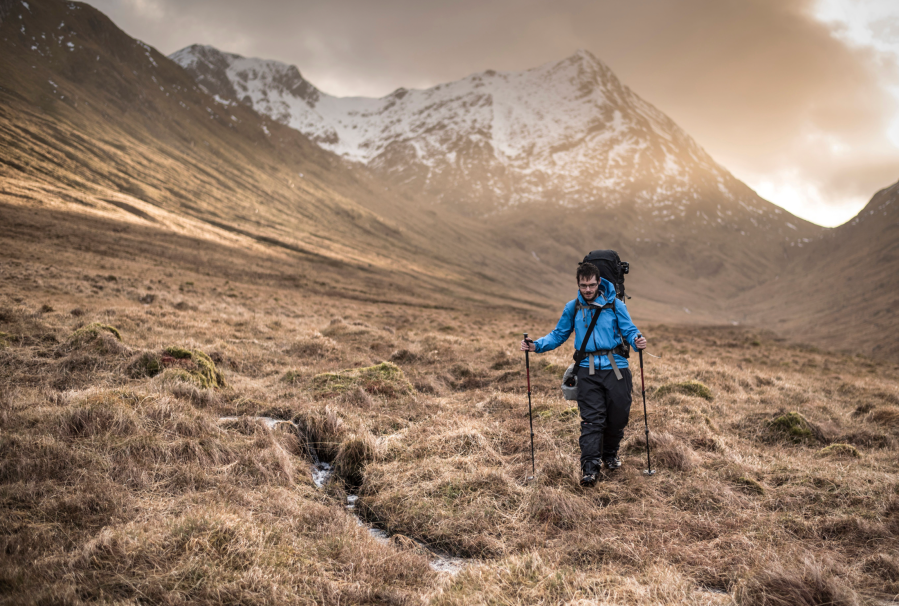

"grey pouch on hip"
[561,363,578,400]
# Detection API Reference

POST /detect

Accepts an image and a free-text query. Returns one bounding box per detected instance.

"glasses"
[578,282,599,291]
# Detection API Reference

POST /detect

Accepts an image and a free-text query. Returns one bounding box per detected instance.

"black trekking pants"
[577,366,633,475]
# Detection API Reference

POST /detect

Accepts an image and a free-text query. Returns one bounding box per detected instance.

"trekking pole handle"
[523,333,531,383]
[637,333,644,370]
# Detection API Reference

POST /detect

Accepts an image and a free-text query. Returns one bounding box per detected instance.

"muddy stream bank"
[219,416,472,575]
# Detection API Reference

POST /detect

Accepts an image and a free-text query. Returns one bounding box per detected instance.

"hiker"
[520,262,647,486]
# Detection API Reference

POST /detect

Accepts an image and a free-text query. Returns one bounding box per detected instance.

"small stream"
[219,416,471,575]
[311,458,468,574]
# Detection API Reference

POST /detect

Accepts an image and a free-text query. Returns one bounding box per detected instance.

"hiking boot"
[580,472,598,487]
[603,456,622,471]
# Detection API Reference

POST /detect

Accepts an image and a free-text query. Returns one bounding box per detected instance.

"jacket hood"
[576,277,616,306]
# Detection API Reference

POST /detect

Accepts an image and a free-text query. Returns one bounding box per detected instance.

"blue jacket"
[534,278,640,370]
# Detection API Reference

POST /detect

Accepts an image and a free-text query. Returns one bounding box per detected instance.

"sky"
[87,0,899,227]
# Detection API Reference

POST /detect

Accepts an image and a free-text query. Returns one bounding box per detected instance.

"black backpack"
[581,250,629,302]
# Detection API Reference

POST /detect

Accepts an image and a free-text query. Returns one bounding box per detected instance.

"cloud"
[85,0,899,226]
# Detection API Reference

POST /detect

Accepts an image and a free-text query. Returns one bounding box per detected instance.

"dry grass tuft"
[168,382,221,408]
[334,432,377,485]
[321,317,371,338]
[734,559,859,606]
[528,487,595,529]
[58,323,129,361]
[732,475,766,495]
[623,431,696,471]
[163,346,226,388]
[295,406,346,462]
[862,553,899,585]
[870,406,899,428]
[59,395,139,438]
[390,348,419,363]
[286,332,339,359]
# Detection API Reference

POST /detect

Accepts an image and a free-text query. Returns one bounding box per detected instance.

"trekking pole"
[524,333,535,481]
[638,334,655,476]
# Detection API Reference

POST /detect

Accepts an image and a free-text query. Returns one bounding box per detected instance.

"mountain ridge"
[171,44,827,306]
[170,45,817,234]
[3,0,897,359]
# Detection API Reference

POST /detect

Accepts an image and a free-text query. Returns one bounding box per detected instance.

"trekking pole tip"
[643,469,656,476]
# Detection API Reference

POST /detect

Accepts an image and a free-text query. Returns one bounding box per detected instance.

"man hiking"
[520,262,647,486]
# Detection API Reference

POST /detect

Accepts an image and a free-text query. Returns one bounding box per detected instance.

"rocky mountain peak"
[170,44,822,254]
[171,44,321,111]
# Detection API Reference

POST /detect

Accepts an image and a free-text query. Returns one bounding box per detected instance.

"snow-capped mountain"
[171,45,802,233]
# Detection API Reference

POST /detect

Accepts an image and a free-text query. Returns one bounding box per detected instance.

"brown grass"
[2,250,898,605]
[734,558,860,606]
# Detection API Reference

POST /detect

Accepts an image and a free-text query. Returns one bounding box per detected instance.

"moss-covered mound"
[60,323,127,358]
[127,346,225,388]
[68,323,122,347]
[655,380,713,401]
[767,411,826,444]
[310,362,413,398]
[818,443,861,458]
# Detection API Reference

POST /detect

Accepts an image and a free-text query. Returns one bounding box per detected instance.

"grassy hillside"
[2,210,897,605]
[0,0,568,311]
[736,180,899,361]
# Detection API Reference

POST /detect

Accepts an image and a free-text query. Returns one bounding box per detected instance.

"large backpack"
[581,250,629,302]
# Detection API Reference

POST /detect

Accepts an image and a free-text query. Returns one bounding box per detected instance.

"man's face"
[578,276,600,302]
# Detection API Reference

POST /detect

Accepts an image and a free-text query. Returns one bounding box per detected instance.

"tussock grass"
[2,267,898,604]
[285,332,339,359]
[734,558,860,606]
[623,431,697,471]
[871,406,899,428]
[295,406,346,462]
[334,432,377,485]
[127,346,225,388]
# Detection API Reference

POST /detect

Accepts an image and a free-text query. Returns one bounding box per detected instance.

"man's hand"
[520,339,536,352]
[635,335,647,350]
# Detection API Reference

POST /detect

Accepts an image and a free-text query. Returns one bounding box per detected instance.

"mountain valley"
[2,2,899,604]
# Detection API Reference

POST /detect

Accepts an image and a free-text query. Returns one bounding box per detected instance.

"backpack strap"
[574,299,628,380]
[610,299,630,360]
[573,303,603,366]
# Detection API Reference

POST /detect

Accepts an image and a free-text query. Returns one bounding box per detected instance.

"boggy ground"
[2,253,899,606]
